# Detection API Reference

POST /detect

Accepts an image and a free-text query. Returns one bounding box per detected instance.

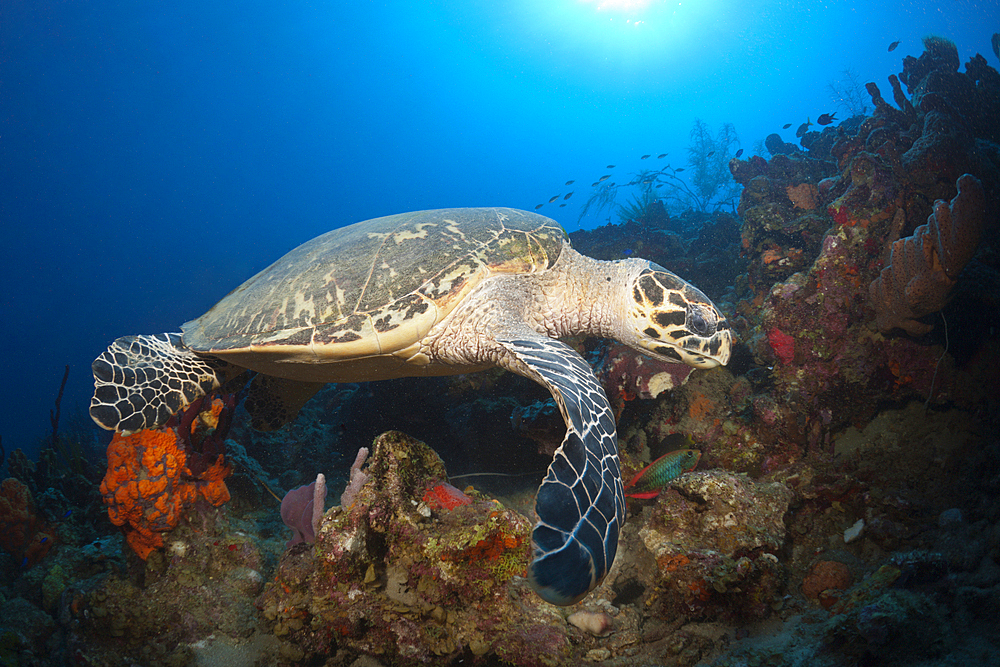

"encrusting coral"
[869,174,985,335]
[100,399,232,559]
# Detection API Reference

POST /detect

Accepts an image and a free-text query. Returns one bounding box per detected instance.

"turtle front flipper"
[90,333,232,434]
[496,334,625,606]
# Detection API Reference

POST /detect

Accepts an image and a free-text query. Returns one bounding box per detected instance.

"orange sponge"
[100,412,231,560]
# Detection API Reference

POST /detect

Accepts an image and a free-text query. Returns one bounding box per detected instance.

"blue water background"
[1,0,994,457]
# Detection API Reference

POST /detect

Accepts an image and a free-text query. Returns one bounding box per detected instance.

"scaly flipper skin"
[89,333,227,434]
[496,334,625,606]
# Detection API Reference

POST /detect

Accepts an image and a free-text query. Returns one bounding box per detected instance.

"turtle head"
[624,264,731,368]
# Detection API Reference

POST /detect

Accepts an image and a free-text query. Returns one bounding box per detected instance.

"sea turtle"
[90,207,731,605]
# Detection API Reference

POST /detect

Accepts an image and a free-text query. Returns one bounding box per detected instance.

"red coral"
[422,483,473,511]
[100,406,232,560]
[767,328,796,364]
[0,478,55,566]
[595,341,696,416]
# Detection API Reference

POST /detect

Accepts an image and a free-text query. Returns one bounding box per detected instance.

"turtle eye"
[686,305,714,336]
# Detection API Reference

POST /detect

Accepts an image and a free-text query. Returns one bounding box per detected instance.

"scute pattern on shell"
[182,208,565,356]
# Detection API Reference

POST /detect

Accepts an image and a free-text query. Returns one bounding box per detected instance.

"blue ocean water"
[0,0,994,456]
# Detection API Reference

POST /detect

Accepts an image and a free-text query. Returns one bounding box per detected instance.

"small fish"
[534,204,544,210]
[559,203,566,207]
[707,151,715,157]
[623,249,633,256]
[782,123,792,129]
[992,33,999,61]
[796,117,812,138]
[61,509,73,519]
[548,195,560,203]
[591,182,600,187]
[674,168,685,172]
[21,557,28,568]
[657,153,667,158]
[598,175,611,182]
[641,154,651,159]
[39,537,48,544]
[565,180,575,186]
[563,192,573,200]
[817,112,837,125]
[888,40,900,52]
[624,448,701,499]
[606,164,616,169]
[735,148,744,158]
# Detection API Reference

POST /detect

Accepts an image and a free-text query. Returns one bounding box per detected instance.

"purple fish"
[623,449,701,499]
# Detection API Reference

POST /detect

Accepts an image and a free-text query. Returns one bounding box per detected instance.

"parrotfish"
[623,448,701,499]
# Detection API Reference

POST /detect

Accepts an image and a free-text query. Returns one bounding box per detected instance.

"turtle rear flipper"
[244,374,326,431]
[90,333,231,434]
[496,333,625,606]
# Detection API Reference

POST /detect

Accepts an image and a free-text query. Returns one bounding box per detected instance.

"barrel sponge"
[869,174,985,335]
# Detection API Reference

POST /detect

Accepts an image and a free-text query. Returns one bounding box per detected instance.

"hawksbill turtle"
[89,207,731,605]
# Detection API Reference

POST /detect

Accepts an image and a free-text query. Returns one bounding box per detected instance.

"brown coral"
[869,173,985,335]
[0,478,55,566]
[801,560,853,600]
[100,407,232,560]
[786,183,819,210]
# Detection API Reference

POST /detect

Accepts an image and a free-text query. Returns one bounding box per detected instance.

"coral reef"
[258,431,577,666]
[74,522,273,665]
[636,470,792,621]
[870,173,986,334]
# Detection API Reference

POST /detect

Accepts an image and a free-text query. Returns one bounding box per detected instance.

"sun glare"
[591,0,652,12]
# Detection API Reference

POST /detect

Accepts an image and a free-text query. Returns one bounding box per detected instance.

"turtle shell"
[182,208,565,380]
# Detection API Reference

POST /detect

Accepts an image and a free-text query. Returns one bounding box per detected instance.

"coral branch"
[869,174,985,335]
[49,365,69,448]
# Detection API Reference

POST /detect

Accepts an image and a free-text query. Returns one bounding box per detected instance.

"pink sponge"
[280,474,327,547]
